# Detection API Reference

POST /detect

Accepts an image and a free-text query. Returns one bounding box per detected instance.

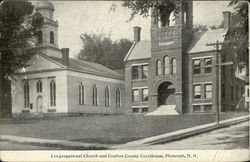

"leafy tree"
[121,0,183,24]
[77,32,133,70]
[227,0,248,63]
[0,0,43,117]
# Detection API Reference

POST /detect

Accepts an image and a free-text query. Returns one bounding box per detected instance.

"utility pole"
[206,40,233,126]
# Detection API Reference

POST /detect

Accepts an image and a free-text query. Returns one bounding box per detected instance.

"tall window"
[24,82,29,107]
[142,65,148,79]
[193,84,201,99]
[50,80,56,106]
[172,58,176,74]
[156,59,162,76]
[193,59,201,74]
[164,56,170,75]
[142,88,149,102]
[37,80,42,93]
[79,83,84,105]
[105,86,109,107]
[204,58,212,73]
[116,88,121,107]
[37,31,42,43]
[132,89,139,102]
[93,84,98,106]
[132,66,139,80]
[50,31,54,44]
[205,84,212,99]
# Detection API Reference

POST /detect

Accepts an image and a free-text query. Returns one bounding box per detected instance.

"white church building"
[11,1,125,115]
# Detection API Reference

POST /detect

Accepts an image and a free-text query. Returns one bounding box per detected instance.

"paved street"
[125,121,249,150]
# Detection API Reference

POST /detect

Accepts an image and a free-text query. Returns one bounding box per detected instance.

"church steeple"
[35,0,59,48]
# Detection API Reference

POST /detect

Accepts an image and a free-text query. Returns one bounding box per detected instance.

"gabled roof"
[124,40,151,62]
[125,28,228,61]
[48,56,123,79]
[188,28,228,53]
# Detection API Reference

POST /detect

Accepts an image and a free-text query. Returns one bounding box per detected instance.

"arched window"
[105,86,109,107]
[93,84,98,106]
[50,31,54,44]
[164,56,170,75]
[79,83,84,105]
[116,88,121,107]
[37,31,42,44]
[24,81,29,107]
[36,80,42,93]
[156,60,162,76]
[172,58,176,74]
[50,80,56,106]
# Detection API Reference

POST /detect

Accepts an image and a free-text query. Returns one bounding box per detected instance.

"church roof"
[124,28,228,61]
[48,56,123,79]
[188,28,228,53]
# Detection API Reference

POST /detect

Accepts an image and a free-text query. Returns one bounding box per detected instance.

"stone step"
[146,105,179,116]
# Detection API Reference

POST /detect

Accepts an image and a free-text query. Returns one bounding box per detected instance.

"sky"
[34,1,233,58]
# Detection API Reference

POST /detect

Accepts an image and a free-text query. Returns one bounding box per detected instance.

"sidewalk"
[111,115,249,149]
[1,115,248,150]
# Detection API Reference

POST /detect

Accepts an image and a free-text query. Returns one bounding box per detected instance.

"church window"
[93,84,98,106]
[37,31,42,44]
[204,58,212,73]
[193,59,201,74]
[105,86,110,107]
[156,60,162,76]
[164,56,170,75]
[193,84,201,99]
[205,84,212,99]
[79,83,84,105]
[50,31,54,44]
[50,80,56,106]
[132,66,139,80]
[116,88,121,107]
[24,81,29,107]
[132,89,139,102]
[37,80,42,93]
[172,58,176,74]
[142,88,149,102]
[142,65,148,79]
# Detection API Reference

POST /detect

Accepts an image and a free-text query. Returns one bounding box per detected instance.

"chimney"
[133,26,141,42]
[223,11,231,29]
[61,48,69,66]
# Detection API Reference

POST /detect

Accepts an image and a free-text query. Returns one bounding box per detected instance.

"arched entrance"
[157,82,175,106]
[36,96,43,113]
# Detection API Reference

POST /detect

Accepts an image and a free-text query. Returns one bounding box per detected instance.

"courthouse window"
[142,88,149,102]
[193,84,201,99]
[142,65,148,79]
[204,58,212,73]
[132,89,139,102]
[172,58,176,74]
[164,56,170,75]
[156,60,162,76]
[193,59,201,74]
[132,66,139,80]
[205,84,212,99]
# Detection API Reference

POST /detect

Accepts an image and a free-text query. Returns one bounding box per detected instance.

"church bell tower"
[35,0,59,48]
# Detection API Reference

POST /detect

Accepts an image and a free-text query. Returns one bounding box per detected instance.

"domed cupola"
[35,0,55,20]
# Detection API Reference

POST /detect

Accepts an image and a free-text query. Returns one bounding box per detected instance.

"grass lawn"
[0,112,248,145]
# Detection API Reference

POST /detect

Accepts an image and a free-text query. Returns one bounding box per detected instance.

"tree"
[121,0,183,24]
[0,0,43,117]
[227,0,248,63]
[77,32,133,70]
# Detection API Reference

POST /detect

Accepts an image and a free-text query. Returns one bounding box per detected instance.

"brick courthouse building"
[124,1,247,114]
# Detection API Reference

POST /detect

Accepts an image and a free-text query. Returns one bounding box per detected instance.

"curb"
[111,115,249,149]
[0,135,109,150]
